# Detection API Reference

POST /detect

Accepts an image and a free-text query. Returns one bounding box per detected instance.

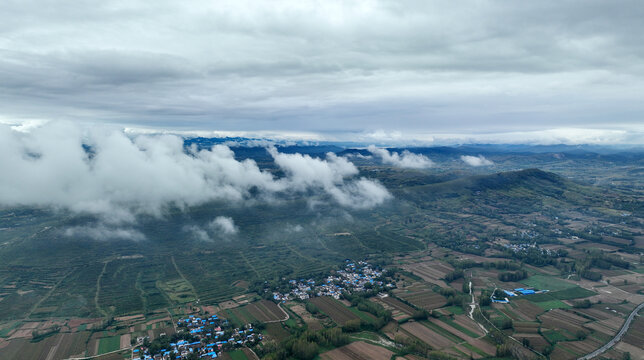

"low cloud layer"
[269,148,392,208]
[183,216,238,241]
[209,216,238,235]
[461,155,494,167]
[63,224,145,241]
[0,122,391,225]
[367,145,433,169]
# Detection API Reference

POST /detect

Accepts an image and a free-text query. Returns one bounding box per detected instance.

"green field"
[445,305,465,315]
[442,317,480,338]
[521,275,575,291]
[548,286,596,300]
[421,320,463,343]
[533,299,570,310]
[348,307,376,323]
[461,342,488,357]
[228,349,249,360]
[542,329,568,343]
[97,335,121,354]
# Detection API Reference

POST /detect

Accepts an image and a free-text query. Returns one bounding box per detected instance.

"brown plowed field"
[468,338,497,356]
[498,304,527,322]
[583,320,618,337]
[455,344,484,359]
[381,296,415,315]
[401,321,455,349]
[429,318,470,342]
[310,296,359,325]
[398,290,446,310]
[539,309,588,333]
[622,314,644,348]
[572,307,610,321]
[513,321,540,333]
[320,341,393,360]
[512,299,543,320]
[550,345,577,360]
[513,333,549,352]
[245,300,287,322]
[402,261,453,287]
[289,303,322,330]
[0,332,90,360]
[453,315,485,336]
[557,337,602,358]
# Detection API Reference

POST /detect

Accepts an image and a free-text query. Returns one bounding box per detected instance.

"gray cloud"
[0,1,642,139]
[368,145,433,169]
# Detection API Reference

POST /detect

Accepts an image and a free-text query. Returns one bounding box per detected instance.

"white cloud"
[64,225,145,241]
[209,216,238,235]
[327,178,392,209]
[268,148,391,209]
[183,217,238,241]
[345,153,372,160]
[183,225,212,242]
[286,224,303,233]
[0,122,391,224]
[461,155,494,167]
[367,145,433,169]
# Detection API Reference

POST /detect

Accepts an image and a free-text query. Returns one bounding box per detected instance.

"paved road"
[578,301,644,360]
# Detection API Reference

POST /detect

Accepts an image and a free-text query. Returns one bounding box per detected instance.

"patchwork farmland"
[309,296,359,325]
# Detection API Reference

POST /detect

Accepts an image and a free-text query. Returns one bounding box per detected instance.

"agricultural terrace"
[309,297,360,326]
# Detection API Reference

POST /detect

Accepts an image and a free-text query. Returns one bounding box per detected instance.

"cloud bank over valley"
[0,122,391,228]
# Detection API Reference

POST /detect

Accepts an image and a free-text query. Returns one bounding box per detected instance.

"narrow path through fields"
[264,302,289,323]
[95,261,110,317]
[26,270,70,319]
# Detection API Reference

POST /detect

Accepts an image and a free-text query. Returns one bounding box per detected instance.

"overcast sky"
[1,0,643,144]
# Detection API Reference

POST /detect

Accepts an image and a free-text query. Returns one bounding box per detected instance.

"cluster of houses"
[502,242,538,253]
[133,314,261,360]
[272,260,392,302]
[502,242,557,256]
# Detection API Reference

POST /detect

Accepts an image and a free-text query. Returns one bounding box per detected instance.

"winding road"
[578,301,644,360]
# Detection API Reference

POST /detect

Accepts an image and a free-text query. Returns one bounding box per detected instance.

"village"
[132,314,261,360]
[501,241,558,256]
[271,260,393,302]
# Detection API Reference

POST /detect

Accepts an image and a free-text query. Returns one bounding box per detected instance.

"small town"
[132,314,261,360]
[271,260,393,302]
